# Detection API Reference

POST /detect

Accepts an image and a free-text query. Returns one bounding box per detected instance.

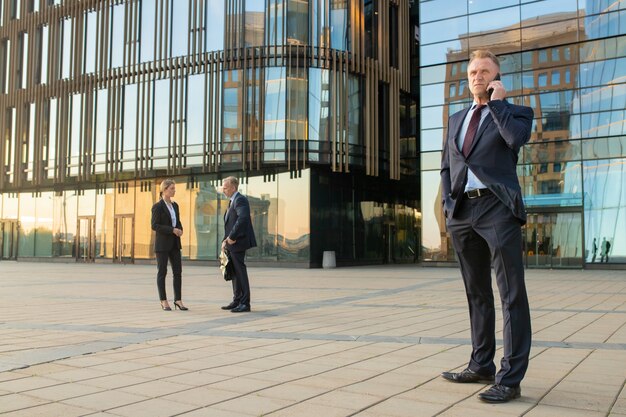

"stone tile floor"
[0,262,624,416]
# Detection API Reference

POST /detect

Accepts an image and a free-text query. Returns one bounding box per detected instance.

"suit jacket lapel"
[451,108,471,154]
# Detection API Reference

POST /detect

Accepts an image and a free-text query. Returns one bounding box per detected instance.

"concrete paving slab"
[0,263,625,416]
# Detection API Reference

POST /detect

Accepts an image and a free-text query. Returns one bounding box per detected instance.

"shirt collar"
[230,191,239,202]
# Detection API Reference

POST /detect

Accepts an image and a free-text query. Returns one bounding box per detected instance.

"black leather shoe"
[441,368,495,384]
[231,304,251,313]
[478,384,521,403]
[221,302,238,310]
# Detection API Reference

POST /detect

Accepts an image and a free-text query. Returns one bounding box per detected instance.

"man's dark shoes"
[231,304,251,313]
[441,368,495,384]
[478,384,521,403]
[221,302,238,310]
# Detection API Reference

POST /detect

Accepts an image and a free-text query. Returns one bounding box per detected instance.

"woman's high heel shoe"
[173,301,188,311]
[161,303,171,311]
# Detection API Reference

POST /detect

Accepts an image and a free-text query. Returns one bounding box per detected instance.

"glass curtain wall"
[419,0,626,266]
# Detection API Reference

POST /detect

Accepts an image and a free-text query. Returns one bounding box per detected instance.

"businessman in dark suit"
[221,176,257,313]
[151,179,188,311]
[440,50,533,403]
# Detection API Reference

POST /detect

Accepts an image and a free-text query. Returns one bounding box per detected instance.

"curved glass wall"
[420,0,626,266]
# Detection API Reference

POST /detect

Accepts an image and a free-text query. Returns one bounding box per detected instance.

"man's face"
[467,57,499,98]
[222,180,235,198]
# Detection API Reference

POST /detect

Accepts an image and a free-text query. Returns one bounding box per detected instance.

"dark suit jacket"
[441,99,533,224]
[224,192,257,253]
[151,199,183,252]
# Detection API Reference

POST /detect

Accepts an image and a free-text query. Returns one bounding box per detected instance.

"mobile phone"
[488,73,501,99]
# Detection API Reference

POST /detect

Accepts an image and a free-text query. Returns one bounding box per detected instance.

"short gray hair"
[223,176,239,189]
[469,49,500,69]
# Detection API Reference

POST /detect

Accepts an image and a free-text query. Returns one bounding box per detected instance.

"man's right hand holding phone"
[487,73,505,101]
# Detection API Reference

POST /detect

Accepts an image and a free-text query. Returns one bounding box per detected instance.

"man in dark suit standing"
[440,50,533,403]
[221,176,257,313]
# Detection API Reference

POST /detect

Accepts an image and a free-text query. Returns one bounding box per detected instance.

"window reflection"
[189,177,221,260]
[53,191,77,257]
[110,4,124,68]
[223,70,242,164]
[153,79,170,168]
[84,11,96,73]
[171,0,189,57]
[206,1,224,52]
[141,0,155,63]
[583,158,626,264]
[246,0,265,47]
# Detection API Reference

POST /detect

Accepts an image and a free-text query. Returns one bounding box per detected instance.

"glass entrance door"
[77,216,95,262]
[113,215,134,263]
[0,220,19,260]
[524,212,582,268]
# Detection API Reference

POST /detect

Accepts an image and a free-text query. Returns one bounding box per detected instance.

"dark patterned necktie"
[462,104,485,157]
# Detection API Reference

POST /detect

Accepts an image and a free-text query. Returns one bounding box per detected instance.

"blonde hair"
[469,50,500,69]
[159,178,176,196]
[223,176,239,190]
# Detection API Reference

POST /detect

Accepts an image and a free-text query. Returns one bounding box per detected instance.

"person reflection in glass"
[600,237,611,263]
[591,238,597,263]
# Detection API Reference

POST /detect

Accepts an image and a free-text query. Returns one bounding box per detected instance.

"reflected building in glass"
[420,0,626,268]
[0,0,420,266]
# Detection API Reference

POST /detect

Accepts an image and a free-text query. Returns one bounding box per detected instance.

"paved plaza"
[0,262,625,416]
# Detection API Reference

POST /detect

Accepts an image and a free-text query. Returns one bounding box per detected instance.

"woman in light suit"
[151,179,188,311]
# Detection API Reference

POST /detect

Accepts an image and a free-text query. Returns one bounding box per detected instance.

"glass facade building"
[3,1,623,269]
[420,0,626,268]
[0,0,420,266]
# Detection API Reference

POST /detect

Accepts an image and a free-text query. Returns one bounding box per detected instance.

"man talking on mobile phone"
[440,50,533,403]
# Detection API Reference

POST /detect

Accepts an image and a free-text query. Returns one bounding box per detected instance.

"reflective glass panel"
[189,176,221,260]
[520,0,578,26]
[95,89,108,170]
[153,79,170,168]
[420,16,467,45]
[243,176,278,260]
[330,0,347,50]
[206,1,224,52]
[187,74,204,166]
[265,67,286,162]
[53,191,77,257]
[61,18,72,79]
[18,193,36,256]
[123,84,138,168]
[110,4,124,68]
[469,0,518,14]
[222,70,242,164]
[419,0,466,23]
[84,11,96,73]
[70,94,81,176]
[35,192,53,257]
[583,158,626,264]
[520,161,582,207]
[246,0,265,47]
[420,169,451,261]
[287,0,307,45]
[171,0,189,57]
[141,0,155,62]
[468,7,520,35]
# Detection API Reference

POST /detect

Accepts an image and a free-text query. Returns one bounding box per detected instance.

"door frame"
[0,220,19,260]
[76,216,96,262]
[524,207,583,269]
[113,215,134,264]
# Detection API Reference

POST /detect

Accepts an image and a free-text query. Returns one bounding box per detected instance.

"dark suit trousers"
[447,193,531,387]
[156,247,182,301]
[230,250,250,306]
